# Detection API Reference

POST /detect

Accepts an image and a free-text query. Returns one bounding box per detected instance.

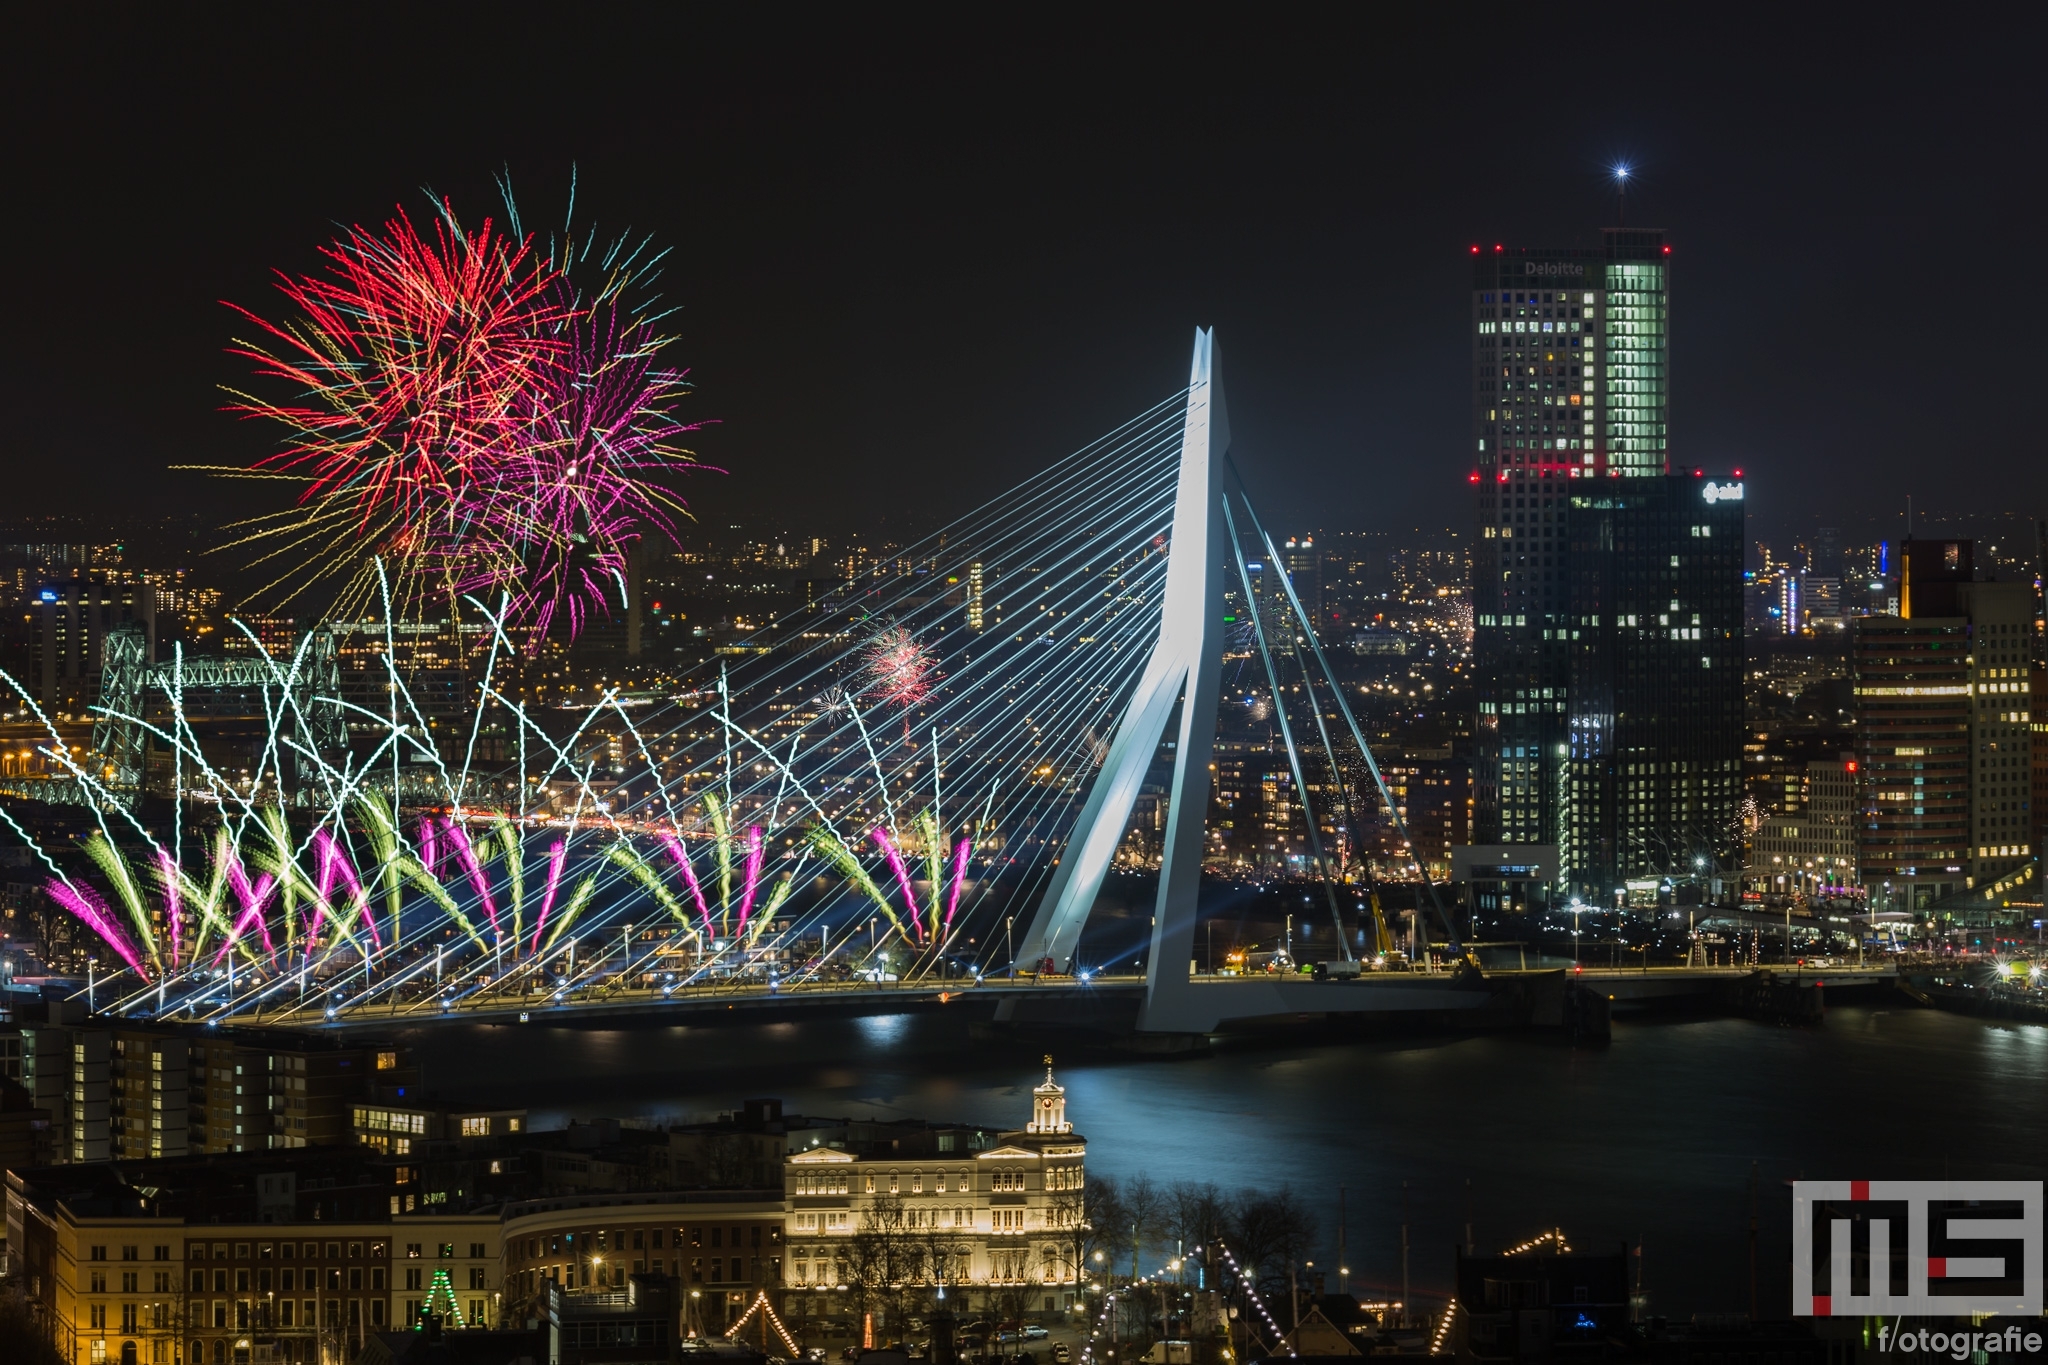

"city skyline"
[0,13,2044,1364]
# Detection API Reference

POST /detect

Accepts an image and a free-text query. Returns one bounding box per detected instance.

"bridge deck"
[229,963,1900,1033]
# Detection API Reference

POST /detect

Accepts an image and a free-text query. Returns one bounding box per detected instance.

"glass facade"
[1470,229,1743,900]
[1602,257,1668,474]
[1561,480,1745,890]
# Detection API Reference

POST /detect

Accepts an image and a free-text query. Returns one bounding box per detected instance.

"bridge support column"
[1012,328,1227,1032]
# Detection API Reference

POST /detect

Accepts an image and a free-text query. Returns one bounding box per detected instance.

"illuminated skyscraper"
[1468,228,1744,902]
[1853,540,2037,910]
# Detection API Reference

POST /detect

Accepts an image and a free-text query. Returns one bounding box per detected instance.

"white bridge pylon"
[1014,327,1227,1031]
[1010,329,1468,1034]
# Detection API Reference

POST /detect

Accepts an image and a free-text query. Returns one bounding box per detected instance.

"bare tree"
[1048,1174,1115,1290]
[1228,1187,1317,1304]
[1122,1173,1167,1280]
[843,1194,915,1337]
[988,1280,1037,1332]
[1091,1175,1131,1280]
[915,1219,975,1319]
[1166,1181,1228,1260]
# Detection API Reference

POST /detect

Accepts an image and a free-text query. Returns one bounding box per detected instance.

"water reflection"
[403,1004,2046,1317]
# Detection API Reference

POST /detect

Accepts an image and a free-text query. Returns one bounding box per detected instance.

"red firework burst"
[223,202,571,532]
[212,187,711,639]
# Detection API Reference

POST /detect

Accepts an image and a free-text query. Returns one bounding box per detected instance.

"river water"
[402,1001,2048,1319]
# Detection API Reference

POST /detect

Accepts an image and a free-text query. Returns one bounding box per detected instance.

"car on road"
[1021,1327,1049,1341]
[1051,1345,1071,1363]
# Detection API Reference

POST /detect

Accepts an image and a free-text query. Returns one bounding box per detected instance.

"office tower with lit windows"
[1853,539,2038,911]
[36,572,156,709]
[1280,535,1324,624]
[1255,534,1323,647]
[1468,227,1745,902]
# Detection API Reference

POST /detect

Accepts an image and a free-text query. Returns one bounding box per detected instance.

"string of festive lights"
[1213,1243,1294,1357]
[1078,1255,1199,1365]
[1499,1229,1571,1256]
[725,1289,801,1356]
[1428,1298,1459,1355]
[1078,1245,1294,1365]
[419,1266,466,1329]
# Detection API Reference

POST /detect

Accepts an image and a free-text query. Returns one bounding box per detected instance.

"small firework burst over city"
[859,621,939,711]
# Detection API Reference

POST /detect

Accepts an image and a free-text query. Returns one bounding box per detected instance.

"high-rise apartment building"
[36,572,156,709]
[17,1016,416,1163]
[1853,539,2037,910]
[1469,228,1744,902]
[1280,535,1323,628]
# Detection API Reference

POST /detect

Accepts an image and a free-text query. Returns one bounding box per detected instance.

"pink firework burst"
[216,187,713,641]
[860,623,938,710]
[441,284,711,640]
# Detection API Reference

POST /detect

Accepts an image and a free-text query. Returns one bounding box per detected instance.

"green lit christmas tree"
[417,1266,467,1330]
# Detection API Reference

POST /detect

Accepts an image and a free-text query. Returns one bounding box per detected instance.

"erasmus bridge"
[27,330,1829,1041]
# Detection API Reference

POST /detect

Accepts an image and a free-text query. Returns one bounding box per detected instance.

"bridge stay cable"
[1227,469,1464,952]
[1219,493,1352,961]
[67,329,1475,1031]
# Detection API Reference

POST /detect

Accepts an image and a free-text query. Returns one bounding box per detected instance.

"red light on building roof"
[1732,468,1743,477]
[1469,471,1481,482]
[1662,245,1671,254]
[1693,468,1703,476]
[1497,471,1509,482]
[1494,244,1503,252]
[1470,245,1479,254]
[1846,760,1857,772]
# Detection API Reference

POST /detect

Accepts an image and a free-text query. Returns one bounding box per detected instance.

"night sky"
[7,10,2045,551]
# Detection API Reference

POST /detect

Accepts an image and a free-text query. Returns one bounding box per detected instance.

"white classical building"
[782,1063,1088,1309]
